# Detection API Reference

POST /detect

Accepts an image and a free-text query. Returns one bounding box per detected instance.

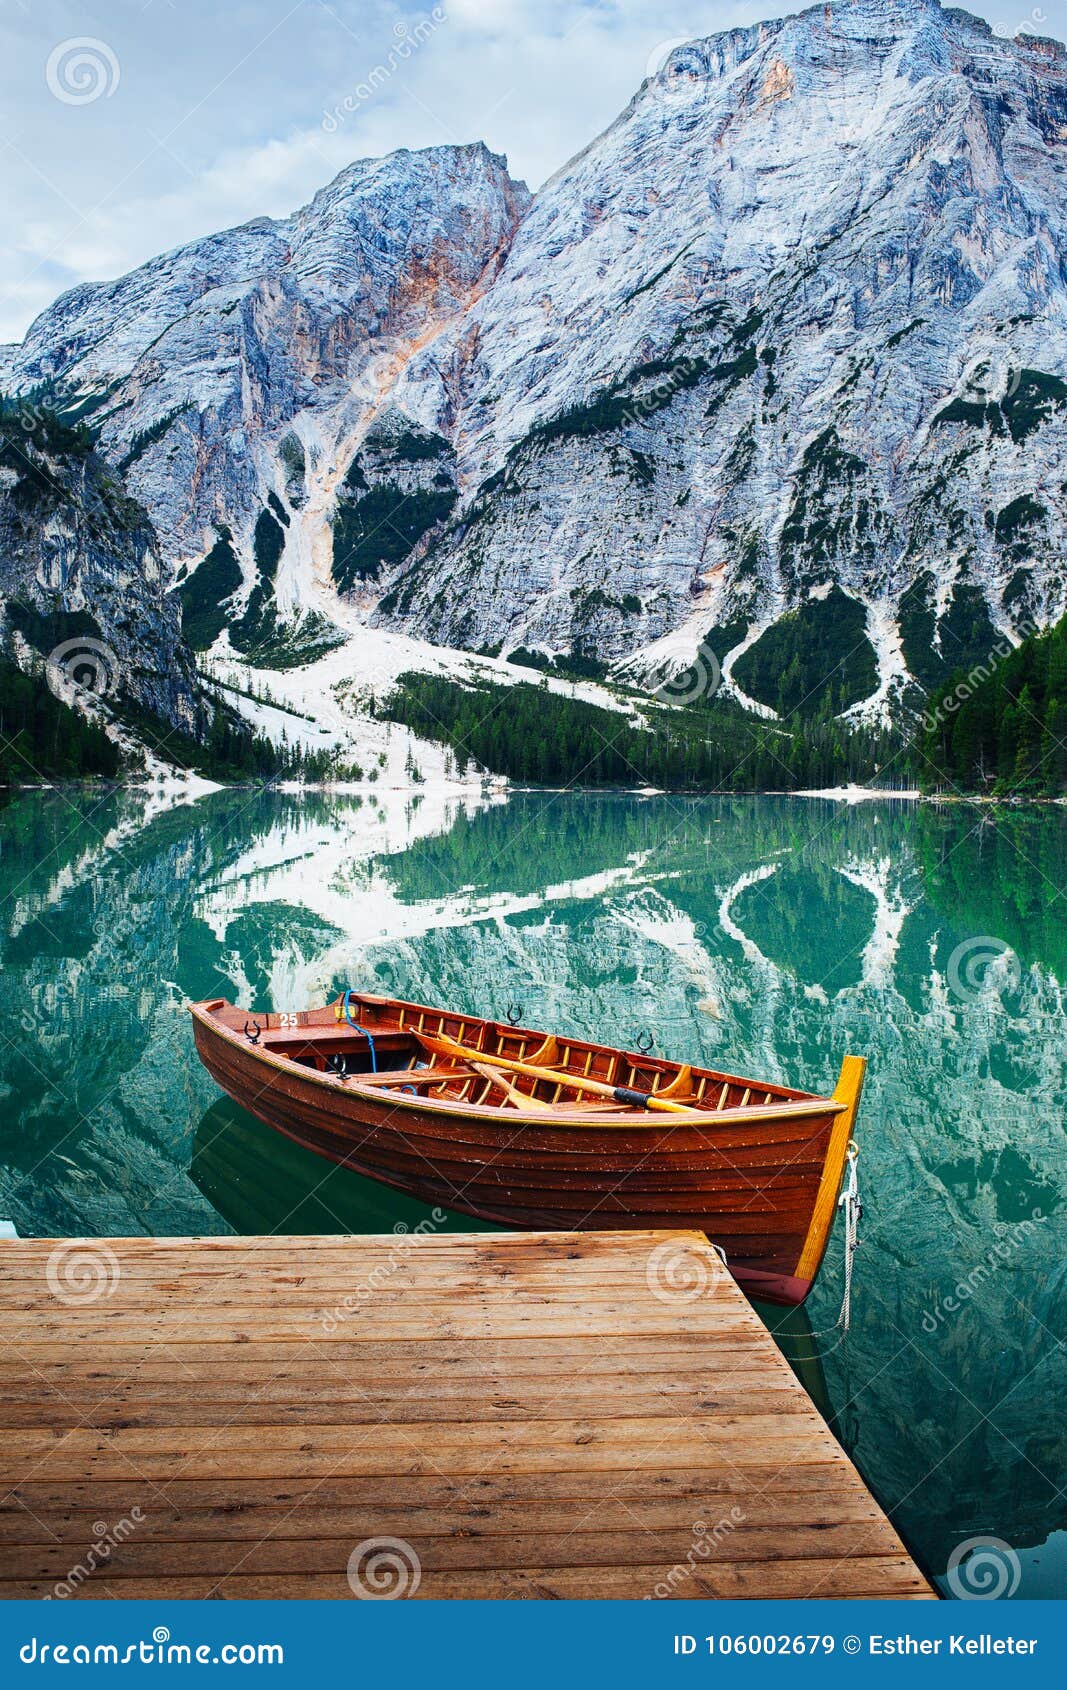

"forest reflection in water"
[0,783,1063,1593]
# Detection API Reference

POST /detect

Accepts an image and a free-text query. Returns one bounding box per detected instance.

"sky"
[0,0,1063,345]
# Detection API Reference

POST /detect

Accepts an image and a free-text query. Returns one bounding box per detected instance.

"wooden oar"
[419,1031,848,1123]
[469,1060,552,1112]
[419,1031,701,1115]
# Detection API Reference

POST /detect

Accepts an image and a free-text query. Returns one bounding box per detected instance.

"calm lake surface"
[0,785,1064,1595]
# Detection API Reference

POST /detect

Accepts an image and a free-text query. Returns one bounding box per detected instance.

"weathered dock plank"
[0,1230,934,1600]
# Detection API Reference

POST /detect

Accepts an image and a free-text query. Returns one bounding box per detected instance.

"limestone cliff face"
[1,145,530,644]
[376,0,1067,714]
[0,412,201,734]
[5,5,1067,719]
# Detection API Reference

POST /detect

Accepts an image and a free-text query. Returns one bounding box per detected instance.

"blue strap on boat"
[342,988,378,1074]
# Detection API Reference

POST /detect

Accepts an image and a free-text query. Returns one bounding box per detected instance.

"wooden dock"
[0,1230,934,1599]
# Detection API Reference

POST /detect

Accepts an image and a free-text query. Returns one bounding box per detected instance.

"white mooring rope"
[836,1140,862,1334]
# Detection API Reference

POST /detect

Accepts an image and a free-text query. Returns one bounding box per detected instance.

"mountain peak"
[6,2,1067,729]
[372,0,1067,715]
[644,0,1061,97]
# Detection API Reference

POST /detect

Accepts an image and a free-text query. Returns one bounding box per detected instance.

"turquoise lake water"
[0,785,1063,1594]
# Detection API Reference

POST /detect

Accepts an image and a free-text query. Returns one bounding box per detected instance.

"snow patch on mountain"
[6,3,1067,731]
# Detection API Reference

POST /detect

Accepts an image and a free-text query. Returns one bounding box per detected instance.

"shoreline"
[2,776,1064,806]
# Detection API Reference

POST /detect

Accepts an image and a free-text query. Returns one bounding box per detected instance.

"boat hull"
[190,997,863,1306]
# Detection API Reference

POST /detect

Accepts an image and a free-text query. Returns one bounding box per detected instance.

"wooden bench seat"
[261,1027,414,1053]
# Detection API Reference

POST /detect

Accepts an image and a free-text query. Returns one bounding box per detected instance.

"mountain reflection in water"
[0,785,1063,1592]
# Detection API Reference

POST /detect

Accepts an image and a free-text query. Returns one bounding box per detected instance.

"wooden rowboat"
[190,992,865,1306]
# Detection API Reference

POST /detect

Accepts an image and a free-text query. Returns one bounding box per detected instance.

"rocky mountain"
[0,400,202,737]
[5,0,1067,726]
[379,0,1067,718]
[0,144,529,664]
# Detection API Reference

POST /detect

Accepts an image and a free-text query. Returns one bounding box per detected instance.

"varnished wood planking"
[0,1231,934,1601]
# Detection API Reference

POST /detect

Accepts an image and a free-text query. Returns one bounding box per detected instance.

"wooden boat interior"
[208,993,834,1120]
